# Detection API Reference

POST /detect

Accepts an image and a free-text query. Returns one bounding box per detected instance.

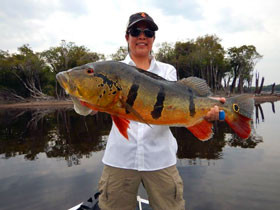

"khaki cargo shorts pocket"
[98,172,110,201]
[174,175,184,201]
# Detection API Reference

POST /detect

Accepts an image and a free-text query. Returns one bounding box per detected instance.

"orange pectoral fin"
[225,113,251,139]
[80,101,99,111]
[187,119,214,141]
[111,115,130,140]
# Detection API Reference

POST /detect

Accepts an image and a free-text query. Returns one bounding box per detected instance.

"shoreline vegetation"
[0,94,279,109]
[1,39,279,110]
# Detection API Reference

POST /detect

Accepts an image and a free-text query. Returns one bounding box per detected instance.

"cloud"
[215,7,264,33]
[150,0,203,20]
[1,0,280,85]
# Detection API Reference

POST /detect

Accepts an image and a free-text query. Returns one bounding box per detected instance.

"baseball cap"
[126,12,158,32]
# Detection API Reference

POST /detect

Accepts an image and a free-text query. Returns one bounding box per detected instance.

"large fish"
[56,61,254,141]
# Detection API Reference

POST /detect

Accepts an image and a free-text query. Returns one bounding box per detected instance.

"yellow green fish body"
[56,61,254,141]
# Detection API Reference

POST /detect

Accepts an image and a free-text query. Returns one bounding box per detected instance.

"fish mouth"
[56,71,76,95]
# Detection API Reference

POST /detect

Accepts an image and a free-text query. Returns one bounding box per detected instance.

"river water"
[0,102,279,210]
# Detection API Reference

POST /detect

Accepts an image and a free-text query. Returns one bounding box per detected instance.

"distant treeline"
[0,35,265,101]
[252,84,280,93]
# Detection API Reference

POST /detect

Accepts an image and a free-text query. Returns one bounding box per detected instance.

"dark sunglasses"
[128,28,155,38]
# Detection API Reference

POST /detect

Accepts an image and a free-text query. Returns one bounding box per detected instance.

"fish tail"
[224,94,254,139]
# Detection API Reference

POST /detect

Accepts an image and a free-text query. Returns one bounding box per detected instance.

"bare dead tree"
[258,77,265,94]
[0,88,27,102]
[12,70,53,100]
[271,83,275,95]
[26,109,53,130]
[255,72,259,94]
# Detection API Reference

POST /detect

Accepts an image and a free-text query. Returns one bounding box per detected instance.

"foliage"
[155,35,229,92]
[0,36,264,100]
[0,45,51,99]
[227,45,262,93]
[110,46,128,61]
[40,40,105,99]
[155,35,262,93]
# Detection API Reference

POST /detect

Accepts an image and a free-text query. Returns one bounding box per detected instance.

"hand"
[204,97,226,121]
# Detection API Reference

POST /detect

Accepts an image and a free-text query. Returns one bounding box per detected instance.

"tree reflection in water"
[0,108,111,166]
[1,103,274,165]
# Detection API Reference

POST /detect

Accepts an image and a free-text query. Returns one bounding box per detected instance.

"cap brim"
[127,19,158,31]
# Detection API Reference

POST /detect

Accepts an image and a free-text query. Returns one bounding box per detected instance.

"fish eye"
[86,68,94,74]
[233,104,240,112]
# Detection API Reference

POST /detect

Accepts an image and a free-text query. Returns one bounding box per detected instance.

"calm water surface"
[0,102,279,210]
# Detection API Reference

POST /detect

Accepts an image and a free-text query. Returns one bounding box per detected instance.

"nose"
[138,31,146,39]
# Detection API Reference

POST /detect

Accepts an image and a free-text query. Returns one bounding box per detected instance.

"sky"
[1,0,280,85]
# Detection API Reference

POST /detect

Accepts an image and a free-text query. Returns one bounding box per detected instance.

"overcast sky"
[1,0,279,85]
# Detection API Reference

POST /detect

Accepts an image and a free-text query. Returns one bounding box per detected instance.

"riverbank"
[254,94,280,104]
[0,100,73,109]
[0,94,279,109]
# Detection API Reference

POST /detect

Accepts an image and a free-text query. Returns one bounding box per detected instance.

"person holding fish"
[97,12,226,210]
[56,11,253,210]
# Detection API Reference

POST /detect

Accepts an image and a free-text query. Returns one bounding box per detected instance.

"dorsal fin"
[177,77,212,97]
[133,66,166,81]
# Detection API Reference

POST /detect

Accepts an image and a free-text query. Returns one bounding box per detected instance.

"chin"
[136,49,150,56]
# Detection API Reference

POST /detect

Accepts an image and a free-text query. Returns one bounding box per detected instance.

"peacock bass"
[56,61,254,141]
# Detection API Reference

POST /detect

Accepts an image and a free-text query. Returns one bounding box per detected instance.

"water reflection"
[1,102,279,210]
[0,109,111,166]
[1,103,275,165]
[255,101,277,123]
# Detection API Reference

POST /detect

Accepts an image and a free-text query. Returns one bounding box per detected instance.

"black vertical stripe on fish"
[125,84,139,114]
[151,86,165,119]
[188,88,196,116]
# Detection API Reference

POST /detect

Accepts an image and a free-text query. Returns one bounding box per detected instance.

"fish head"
[56,62,122,113]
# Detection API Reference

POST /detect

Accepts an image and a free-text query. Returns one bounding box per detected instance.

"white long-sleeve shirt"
[102,55,178,171]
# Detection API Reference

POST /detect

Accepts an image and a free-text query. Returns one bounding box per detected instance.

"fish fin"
[177,77,212,97]
[80,101,99,111]
[119,98,151,128]
[111,115,130,140]
[134,66,167,81]
[225,114,251,139]
[70,96,93,116]
[187,119,213,141]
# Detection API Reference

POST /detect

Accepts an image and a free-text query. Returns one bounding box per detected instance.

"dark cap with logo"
[126,12,158,32]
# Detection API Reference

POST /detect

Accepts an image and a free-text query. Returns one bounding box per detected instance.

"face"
[126,22,155,58]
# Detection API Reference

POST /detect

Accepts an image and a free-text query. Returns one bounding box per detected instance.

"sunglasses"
[128,28,155,38]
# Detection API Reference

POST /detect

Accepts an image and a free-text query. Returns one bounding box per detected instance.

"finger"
[220,97,226,104]
[209,97,226,104]
[214,106,219,120]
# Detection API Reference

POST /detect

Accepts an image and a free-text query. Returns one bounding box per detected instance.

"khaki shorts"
[98,165,185,210]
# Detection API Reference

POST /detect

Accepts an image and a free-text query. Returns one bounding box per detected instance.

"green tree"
[155,42,175,64]
[156,35,228,92]
[227,45,262,93]
[0,50,26,100]
[41,40,105,98]
[195,35,226,91]
[110,46,128,61]
[0,45,53,100]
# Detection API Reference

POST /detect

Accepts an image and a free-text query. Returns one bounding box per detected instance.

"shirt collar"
[123,54,157,71]
[123,54,136,66]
